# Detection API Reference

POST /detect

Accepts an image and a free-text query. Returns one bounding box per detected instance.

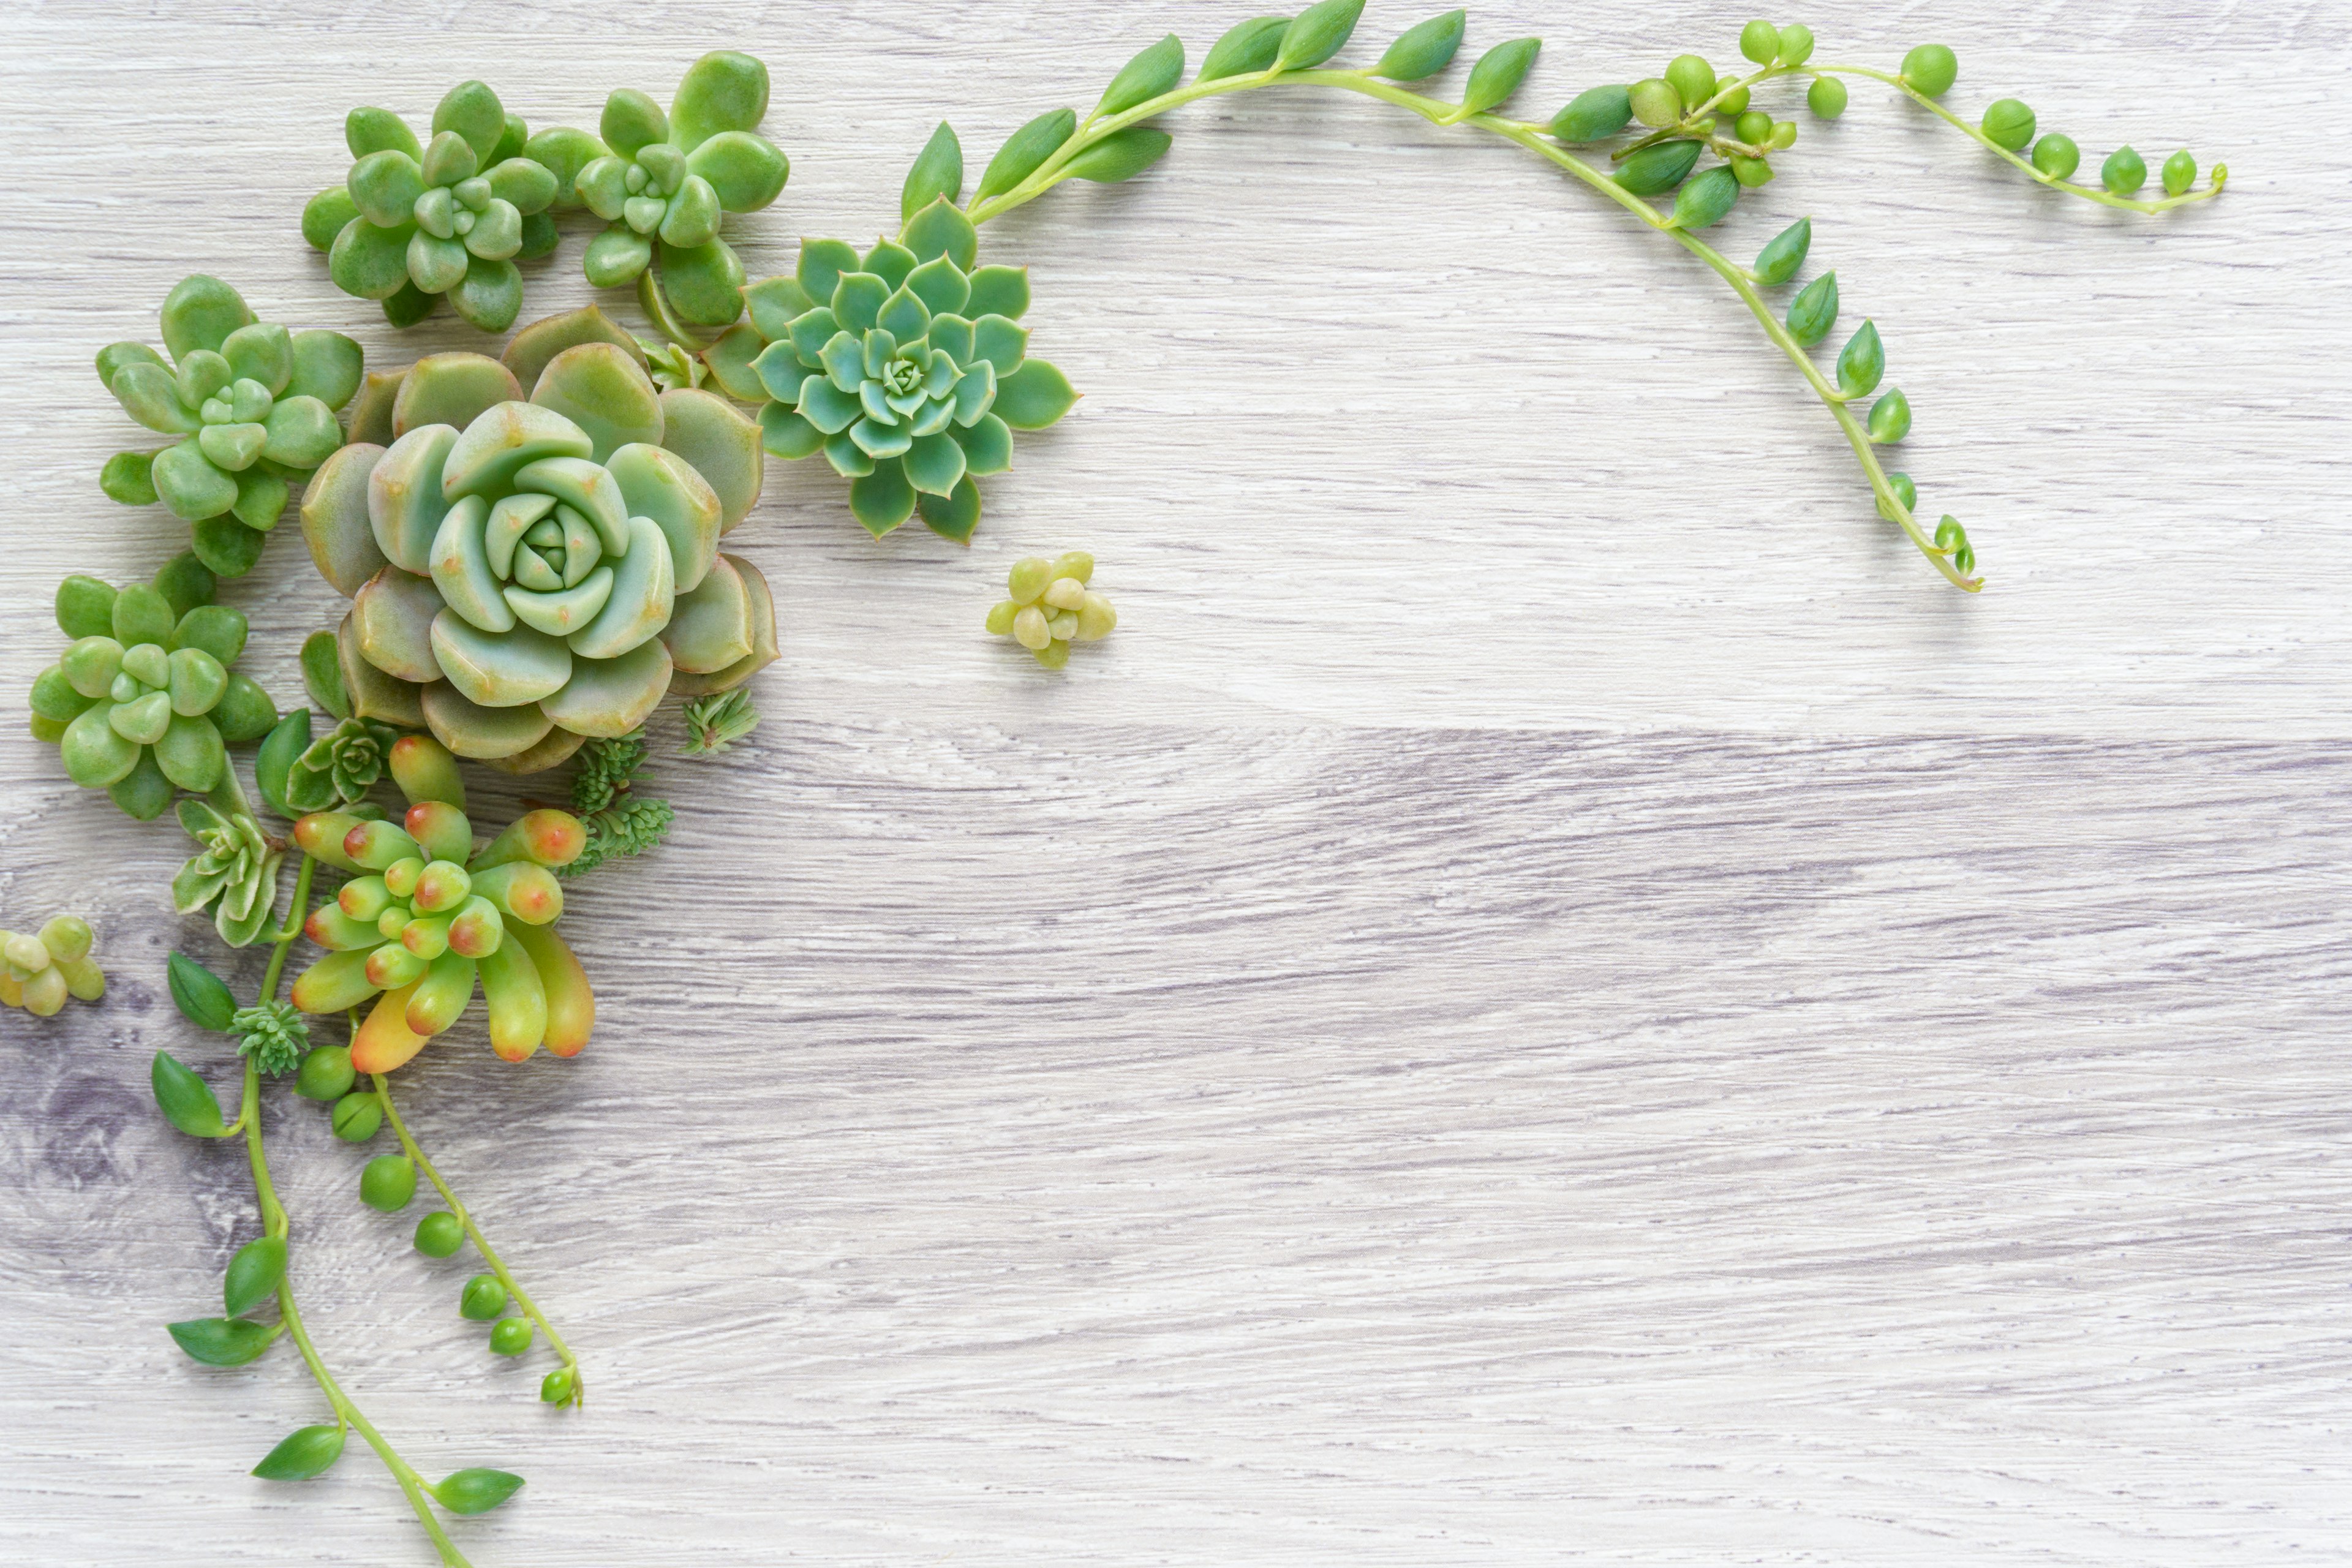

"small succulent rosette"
[304,81,573,332]
[987,552,1116,668]
[0,918,105,1017]
[288,741,594,1070]
[173,772,287,948]
[562,51,790,329]
[97,276,363,577]
[298,308,775,773]
[700,198,1078,541]
[28,556,279,820]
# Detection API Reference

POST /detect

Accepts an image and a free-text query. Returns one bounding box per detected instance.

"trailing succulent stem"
[930,7,2224,590]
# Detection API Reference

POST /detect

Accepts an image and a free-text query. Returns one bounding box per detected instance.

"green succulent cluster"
[98,276,363,577]
[303,81,567,332]
[700,198,1078,540]
[1,918,105,1018]
[28,557,279,820]
[986,552,1117,669]
[258,710,406,816]
[297,311,775,772]
[173,774,288,948]
[573,52,791,328]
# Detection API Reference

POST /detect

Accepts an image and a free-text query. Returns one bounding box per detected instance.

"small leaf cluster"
[986,553,1117,669]
[1,918,104,1018]
[564,731,675,877]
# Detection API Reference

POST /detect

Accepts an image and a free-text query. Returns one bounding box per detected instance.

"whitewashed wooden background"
[3,1,2348,1563]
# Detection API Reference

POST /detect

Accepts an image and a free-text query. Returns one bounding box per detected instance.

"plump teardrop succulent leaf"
[1373,10,1468,80]
[168,1317,274,1367]
[1278,0,1366,71]
[659,239,748,328]
[161,276,255,364]
[1065,127,1174,184]
[973,109,1079,205]
[252,1425,346,1482]
[1101,34,1185,119]
[152,1050,230,1136]
[900,121,966,221]
[432,1469,526,1517]
[672,50,771,152]
[1457,37,1541,117]
[1199,16,1291,83]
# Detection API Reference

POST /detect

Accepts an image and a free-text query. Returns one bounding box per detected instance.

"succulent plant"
[296,309,777,771]
[0,918,105,1017]
[303,82,568,333]
[231,999,311,1077]
[986,552,1116,669]
[288,740,595,1069]
[562,51,791,329]
[701,198,1079,540]
[680,688,758,755]
[97,277,363,576]
[173,772,288,948]
[28,557,279,820]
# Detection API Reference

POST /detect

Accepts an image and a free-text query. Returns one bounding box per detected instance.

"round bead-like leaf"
[331,216,416,301]
[432,80,507,164]
[600,89,668,158]
[660,239,748,328]
[686,130,787,213]
[161,275,254,363]
[450,256,525,333]
[672,50,770,151]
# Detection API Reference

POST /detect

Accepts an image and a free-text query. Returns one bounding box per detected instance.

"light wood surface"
[3,2,2348,1563]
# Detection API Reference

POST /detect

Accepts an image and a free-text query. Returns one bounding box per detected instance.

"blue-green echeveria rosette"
[296,316,776,773]
[97,276,363,578]
[26,556,280,821]
[700,197,1079,541]
[567,51,790,330]
[303,80,566,333]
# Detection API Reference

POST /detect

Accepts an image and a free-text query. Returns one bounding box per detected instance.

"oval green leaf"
[168,1317,273,1366]
[224,1235,288,1317]
[434,1468,526,1515]
[1371,10,1466,80]
[167,954,238,1032]
[252,1423,346,1482]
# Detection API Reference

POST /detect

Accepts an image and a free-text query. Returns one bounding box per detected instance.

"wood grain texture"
[2,2,2348,1563]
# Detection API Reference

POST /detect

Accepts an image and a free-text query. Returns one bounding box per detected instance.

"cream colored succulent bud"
[1043,577,1087,611]
[1047,611,1079,642]
[1012,606,1052,650]
[1075,592,1118,643]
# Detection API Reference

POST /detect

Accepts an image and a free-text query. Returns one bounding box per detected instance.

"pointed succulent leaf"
[902,124,965,221]
[904,255,972,317]
[877,284,932,345]
[1457,38,1541,117]
[760,403,824,460]
[928,313,975,366]
[742,276,815,341]
[861,239,916,293]
[432,80,508,164]
[796,238,861,308]
[1100,35,1185,116]
[916,477,982,543]
[823,429,875,477]
[750,339,806,403]
[971,315,1028,374]
[903,430,968,497]
[952,360,998,426]
[849,459,918,537]
[974,108,1077,205]
[672,50,770,151]
[1279,0,1366,70]
[820,331,865,393]
[952,412,1014,476]
[1372,10,1468,80]
[963,266,1030,322]
[347,105,423,161]
[1066,127,1174,184]
[850,417,913,459]
[1199,17,1291,83]
[994,360,1079,429]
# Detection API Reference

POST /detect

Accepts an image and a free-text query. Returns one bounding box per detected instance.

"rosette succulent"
[701,198,1079,540]
[257,709,406,816]
[303,81,568,332]
[0,918,105,1018]
[288,742,595,1069]
[173,774,287,947]
[97,276,363,576]
[28,558,279,820]
[565,51,791,328]
[298,311,775,772]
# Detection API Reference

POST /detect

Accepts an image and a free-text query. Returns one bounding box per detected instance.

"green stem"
[371,1072,583,1407]
[240,1061,474,1568]
[1811,62,2226,213]
[970,66,1977,589]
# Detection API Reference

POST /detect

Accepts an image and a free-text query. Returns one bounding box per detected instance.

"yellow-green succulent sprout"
[0,917,105,1018]
[560,51,791,329]
[97,276,362,577]
[28,556,280,819]
[701,198,1079,541]
[304,81,565,332]
[296,320,775,771]
[986,552,1115,669]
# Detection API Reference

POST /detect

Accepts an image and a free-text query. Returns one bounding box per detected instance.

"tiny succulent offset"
[298,309,777,769]
[17,17,2234,1568]
[98,276,363,576]
[304,81,565,332]
[570,51,791,328]
[701,198,1078,540]
[987,552,1116,668]
[1,918,105,1017]
[29,556,279,820]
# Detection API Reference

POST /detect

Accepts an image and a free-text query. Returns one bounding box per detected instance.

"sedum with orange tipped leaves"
[288,734,595,1070]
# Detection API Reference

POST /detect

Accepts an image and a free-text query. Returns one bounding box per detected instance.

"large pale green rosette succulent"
[303,81,565,332]
[298,312,775,773]
[699,198,1078,541]
[560,51,790,330]
[26,556,280,820]
[97,276,362,577]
